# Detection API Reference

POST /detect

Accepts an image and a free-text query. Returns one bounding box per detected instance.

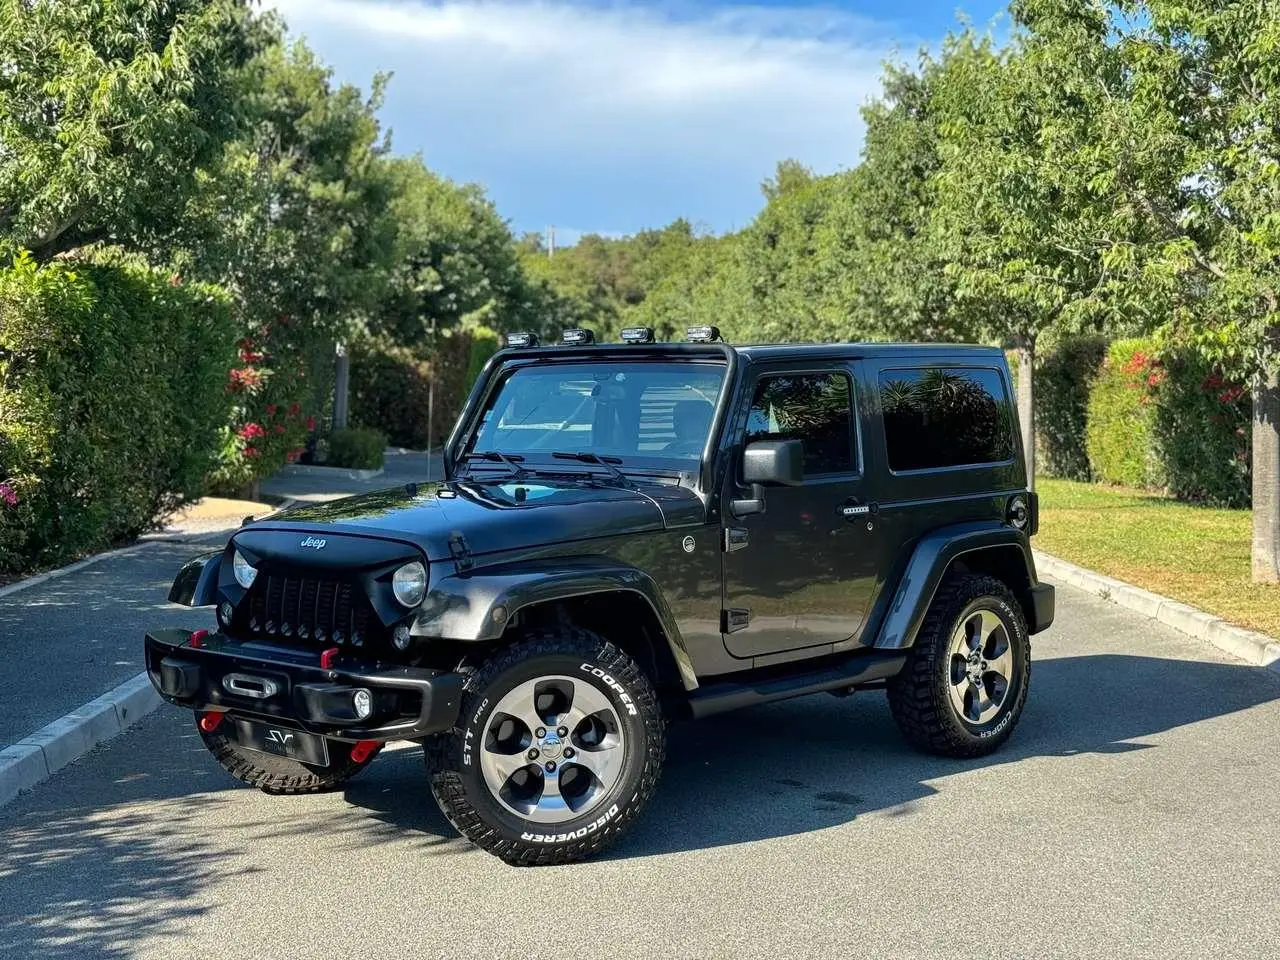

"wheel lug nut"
[564,747,575,759]
[535,727,546,738]
[527,748,539,760]
[557,726,568,737]
[544,761,556,773]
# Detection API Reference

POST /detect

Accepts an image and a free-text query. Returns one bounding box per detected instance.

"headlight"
[232,549,257,589]
[392,561,427,607]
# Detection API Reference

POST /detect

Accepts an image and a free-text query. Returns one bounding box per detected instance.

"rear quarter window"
[879,366,1014,472]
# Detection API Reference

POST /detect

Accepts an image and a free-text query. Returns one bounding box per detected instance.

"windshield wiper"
[463,450,530,480]
[551,451,632,487]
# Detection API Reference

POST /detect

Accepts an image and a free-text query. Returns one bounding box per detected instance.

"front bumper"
[144,629,464,741]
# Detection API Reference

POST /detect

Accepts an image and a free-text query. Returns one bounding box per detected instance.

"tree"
[1010,0,1280,581]
[0,0,265,260]
[927,27,1118,488]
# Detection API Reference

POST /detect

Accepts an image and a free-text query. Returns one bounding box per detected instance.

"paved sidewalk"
[0,540,222,750]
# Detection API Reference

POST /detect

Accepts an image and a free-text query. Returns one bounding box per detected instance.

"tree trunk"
[1252,368,1280,584]
[1013,336,1036,490]
[332,342,350,432]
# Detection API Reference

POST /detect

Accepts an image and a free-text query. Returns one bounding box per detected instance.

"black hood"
[248,478,705,562]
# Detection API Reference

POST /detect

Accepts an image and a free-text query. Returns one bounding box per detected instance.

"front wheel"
[425,628,665,866]
[887,574,1031,758]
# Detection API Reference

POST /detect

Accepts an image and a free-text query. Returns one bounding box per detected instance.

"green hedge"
[328,427,386,470]
[1081,338,1250,504]
[1151,349,1251,506]
[0,250,235,573]
[349,325,499,450]
[1035,335,1108,481]
[1085,339,1165,488]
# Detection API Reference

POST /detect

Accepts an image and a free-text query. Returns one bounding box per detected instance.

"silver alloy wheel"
[946,608,1014,725]
[479,674,625,824]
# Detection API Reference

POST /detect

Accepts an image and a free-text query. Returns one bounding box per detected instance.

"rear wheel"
[887,574,1031,758]
[198,718,378,794]
[426,628,665,866]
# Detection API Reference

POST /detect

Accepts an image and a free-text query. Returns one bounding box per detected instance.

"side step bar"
[686,650,907,719]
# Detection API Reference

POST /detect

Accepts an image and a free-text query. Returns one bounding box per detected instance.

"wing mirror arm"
[730,484,765,518]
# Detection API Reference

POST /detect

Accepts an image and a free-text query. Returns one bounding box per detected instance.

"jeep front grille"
[241,574,380,648]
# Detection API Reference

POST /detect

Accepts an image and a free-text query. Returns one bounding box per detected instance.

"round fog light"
[352,688,373,720]
[392,624,411,651]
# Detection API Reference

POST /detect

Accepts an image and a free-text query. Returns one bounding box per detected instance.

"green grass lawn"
[1036,478,1280,637]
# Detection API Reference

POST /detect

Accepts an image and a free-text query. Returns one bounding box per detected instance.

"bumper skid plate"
[144,628,464,741]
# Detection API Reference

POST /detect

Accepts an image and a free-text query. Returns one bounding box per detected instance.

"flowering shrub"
[1085,338,1250,504]
[207,328,314,496]
[0,250,235,573]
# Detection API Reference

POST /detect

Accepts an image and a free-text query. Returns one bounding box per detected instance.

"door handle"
[839,498,878,525]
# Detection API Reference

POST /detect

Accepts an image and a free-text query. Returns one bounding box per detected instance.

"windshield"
[467,360,726,469]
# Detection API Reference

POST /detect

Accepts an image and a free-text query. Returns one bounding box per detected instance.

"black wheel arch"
[873,521,1052,651]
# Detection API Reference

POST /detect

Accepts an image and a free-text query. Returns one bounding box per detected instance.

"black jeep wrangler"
[146,326,1053,865]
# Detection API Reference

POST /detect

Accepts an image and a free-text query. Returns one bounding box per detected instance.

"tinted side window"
[745,372,855,475]
[880,367,1014,471]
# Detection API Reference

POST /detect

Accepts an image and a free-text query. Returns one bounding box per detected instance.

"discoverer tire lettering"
[886,573,1031,758]
[426,628,665,866]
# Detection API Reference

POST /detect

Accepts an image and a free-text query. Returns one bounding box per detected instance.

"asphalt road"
[2,582,1278,960]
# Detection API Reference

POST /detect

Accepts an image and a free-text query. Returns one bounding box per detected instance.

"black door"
[721,364,878,660]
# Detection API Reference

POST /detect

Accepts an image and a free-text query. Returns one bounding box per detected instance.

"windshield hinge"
[448,531,473,574]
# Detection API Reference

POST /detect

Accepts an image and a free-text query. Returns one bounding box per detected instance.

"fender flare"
[168,550,224,607]
[873,522,1038,650]
[413,558,698,690]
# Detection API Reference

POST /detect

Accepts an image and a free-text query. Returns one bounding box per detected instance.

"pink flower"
[243,446,260,458]
[0,482,17,507]
[275,424,285,435]
[266,404,277,416]
[238,423,266,441]
[306,416,316,431]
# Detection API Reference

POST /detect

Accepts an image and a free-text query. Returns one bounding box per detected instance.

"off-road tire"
[198,719,378,794]
[425,628,665,866]
[887,573,1031,758]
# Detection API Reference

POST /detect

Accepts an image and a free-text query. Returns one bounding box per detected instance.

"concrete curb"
[1034,549,1280,675]
[0,672,160,807]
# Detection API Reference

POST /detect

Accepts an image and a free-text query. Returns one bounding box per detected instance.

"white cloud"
[267,0,910,235]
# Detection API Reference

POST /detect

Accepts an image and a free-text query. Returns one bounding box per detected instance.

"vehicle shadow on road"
[1,652,1276,958]
[603,652,1280,860]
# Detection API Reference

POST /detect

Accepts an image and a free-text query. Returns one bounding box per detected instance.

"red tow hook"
[349,740,381,764]
[320,647,339,670]
[198,710,225,733]
[189,629,209,649]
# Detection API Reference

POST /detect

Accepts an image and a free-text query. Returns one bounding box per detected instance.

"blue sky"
[270,1,1008,242]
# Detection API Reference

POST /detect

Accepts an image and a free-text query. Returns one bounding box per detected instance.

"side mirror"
[731,440,805,519]
[742,440,805,486]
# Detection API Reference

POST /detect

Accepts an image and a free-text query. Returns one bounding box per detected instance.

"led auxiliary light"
[392,561,428,607]
[560,327,596,345]
[232,549,257,589]
[505,331,539,347]
[621,326,655,344]
[686,325,721,343]
[352,688,373,720]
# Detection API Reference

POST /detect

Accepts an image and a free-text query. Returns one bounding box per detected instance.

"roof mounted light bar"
[686,325,721,343]
[505,331,539,348]
[560,327,596,345]
[620,326,655,344]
